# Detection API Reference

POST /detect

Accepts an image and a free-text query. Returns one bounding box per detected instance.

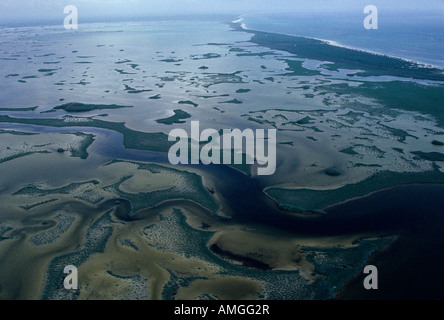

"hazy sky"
[0,0,443,25]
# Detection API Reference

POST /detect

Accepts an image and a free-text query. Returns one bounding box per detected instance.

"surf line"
[168,121,277,175]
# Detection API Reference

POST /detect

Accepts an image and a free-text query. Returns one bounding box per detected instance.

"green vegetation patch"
[38,69,58,73]
[20,199,58,211]
[411,151,444,162]
[0,151,50,164]
[160,58,183,63]
[195,94,230,99]
[314,81,444,128]
[12,179,104,204]
[0,106,38,112]
[41,211,114,300]
[178,100,198,108]
[156,109,191,125]
[124,84,152,94]
[248,30,444,81]
[236,51,276,57]
[304,238,392,298]
[279,59,322,76]
[114,69,136,75]
[29,214,75,245]
[104,160,218,213]
[68,132,95,159]
[53,102,132,113]
[0,115,173,152]
[324,168,342,177]
[191,53,221,60]
[0,129,38,135]
[296,116,315,125]
[13,180,100,197]
[266,167,444,212]
[339,147,360,156]
[200,71,246,88]
[221,99,243,104]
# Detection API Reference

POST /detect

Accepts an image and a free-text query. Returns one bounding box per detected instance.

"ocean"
[237,10,444,68]
[1,16,444,300]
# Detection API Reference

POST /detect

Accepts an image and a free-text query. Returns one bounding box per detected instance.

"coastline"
[230,19,444,79]
[231,16,444,70]
[1,17,443,300]
[263,168,444,216]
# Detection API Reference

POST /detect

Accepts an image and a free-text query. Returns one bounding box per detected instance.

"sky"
[0,0,443,26]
